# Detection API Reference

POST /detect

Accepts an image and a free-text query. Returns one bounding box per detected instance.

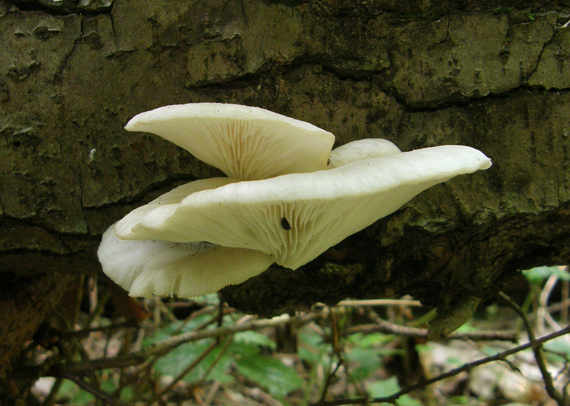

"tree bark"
[1,0,570,382]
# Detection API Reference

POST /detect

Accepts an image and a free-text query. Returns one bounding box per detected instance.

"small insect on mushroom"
[281,217,291,230]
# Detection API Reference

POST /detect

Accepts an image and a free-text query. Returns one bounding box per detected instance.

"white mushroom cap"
[98,226,273,297]
[327,139,401,169]
[125,103,335,180]
[115,145,491,270]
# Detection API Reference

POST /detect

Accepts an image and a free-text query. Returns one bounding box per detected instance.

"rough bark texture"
[1,0,570,383]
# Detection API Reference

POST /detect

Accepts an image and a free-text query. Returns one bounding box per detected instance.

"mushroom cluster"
[98,103,492,298]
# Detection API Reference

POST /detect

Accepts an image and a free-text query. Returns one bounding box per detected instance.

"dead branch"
[312,324,570,406]
[499,291,566,405]
[55,313,319,373]
[342,319,518,342]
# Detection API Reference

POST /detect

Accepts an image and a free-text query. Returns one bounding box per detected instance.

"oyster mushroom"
[114,145,491,271]
[98,103,492,297]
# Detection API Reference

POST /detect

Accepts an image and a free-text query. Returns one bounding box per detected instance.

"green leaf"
[299,329,323,346]
[234,330,276,350]
[450,395,470,404]
[347,332,394,348]
[298,330,327,364]
[367,376,400,398]
[151,322,281,385]
[544,337,570,357]
[229,340,264,359]
[367,377,421,406]
[455,322,476,333]
[146,313,243,384]
[399,395,423,406]
[153,339,234,383]
[58,380,94,405]
[480,345,505,357]
[143,314,212,346]
[523,266,570,282]
[153,341,201,377]
[345,348,383,382]
[120,387,136,402]
[100,372,117,393]
[236,355,303,397]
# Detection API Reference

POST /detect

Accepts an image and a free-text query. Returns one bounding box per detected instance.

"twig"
[563,279,569,324]
[538,275,559,335]
[60,320,139,339]
[537,274,570,348]
[204,379,222,406]
[320,359,345,404]
[330,308,341,354]
[543,308,570,348]
[171,305,217,335]
[319,307,345,403]
[82,288,111,330]
[528,298,570,321]
[122,357,160,404]
[311,324,570,406]
[150,340,220,404]
[52,368,120,406]
[336,299,422,307]
[60,313,319,373]
[499,291,566,405]
[40,377,63,406]
[199,334,234,384]
[111,357,155,399]
[217,295,225,329]
[342,319,518,342]
[242,386,283,406]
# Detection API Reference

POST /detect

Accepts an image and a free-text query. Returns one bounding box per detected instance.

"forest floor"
[24,265,570,406]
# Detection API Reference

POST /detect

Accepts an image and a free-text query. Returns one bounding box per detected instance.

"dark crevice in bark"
[8,0,113,15]
[394,85,570,113]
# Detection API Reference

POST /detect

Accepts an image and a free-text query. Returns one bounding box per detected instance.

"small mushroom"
[125,103,335,180]
[98,103,492,298]
[327,138,401,169]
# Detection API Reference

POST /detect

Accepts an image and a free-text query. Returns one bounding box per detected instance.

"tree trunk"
[1,0,570,384]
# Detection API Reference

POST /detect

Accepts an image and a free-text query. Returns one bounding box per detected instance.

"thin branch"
[312,324,570,406]
[204,379,222,406]
[319,308,344,403]
[111,357,155,399]
[59,313,319,373]
[199,334,234,384]
[242,386,283,406]
[82,288,111,330]
[40,377,63,406]
[52,368,120,406]
[171,305,218,335]
[562,279,569,324]
[499,291,565,405]
[538,275,559,335]
[149,340,220,404]
[319,356,344,404]
[60,320,139,339]
[342,318,518,342]
[336,299,422,307]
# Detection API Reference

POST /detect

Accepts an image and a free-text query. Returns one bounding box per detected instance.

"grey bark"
[1,0,570,386]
